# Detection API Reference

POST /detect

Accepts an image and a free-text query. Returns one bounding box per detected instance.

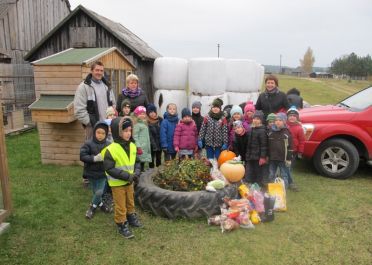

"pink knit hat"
[134,106,146,116]
[244,100,256,113]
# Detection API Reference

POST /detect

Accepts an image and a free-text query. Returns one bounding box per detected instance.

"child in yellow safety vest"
[102,117,142,239]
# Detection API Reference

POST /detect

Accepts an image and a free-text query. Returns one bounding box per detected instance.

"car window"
[339,86,372,111]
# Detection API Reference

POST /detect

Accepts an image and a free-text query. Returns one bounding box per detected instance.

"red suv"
[300,86,372,179]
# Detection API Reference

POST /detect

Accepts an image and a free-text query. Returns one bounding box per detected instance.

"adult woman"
[255,75,289,120]
[116,74,148,114]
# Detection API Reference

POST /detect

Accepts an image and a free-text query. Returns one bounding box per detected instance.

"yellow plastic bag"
[267,178,287,211]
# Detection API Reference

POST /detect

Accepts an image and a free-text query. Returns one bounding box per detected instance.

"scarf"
[208,110,223,120]
[122,87,141,98]
[147,116,159,125]
[265,87,279,94]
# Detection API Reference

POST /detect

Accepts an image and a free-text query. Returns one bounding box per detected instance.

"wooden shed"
[24,4,161,103]
[29,47,136,165]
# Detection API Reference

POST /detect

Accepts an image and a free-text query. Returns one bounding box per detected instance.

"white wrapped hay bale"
[226,92,260,106]
[189,58,226,95]
[154,90,188,118]
[255,65,265,91]
[189,93,228,116]
[153,57,189,90]
[226,59,262,93]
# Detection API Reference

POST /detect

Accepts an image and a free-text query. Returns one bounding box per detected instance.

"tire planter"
[135,168,239,219]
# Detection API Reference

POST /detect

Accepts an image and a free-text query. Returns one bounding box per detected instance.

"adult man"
[74,61,116,140]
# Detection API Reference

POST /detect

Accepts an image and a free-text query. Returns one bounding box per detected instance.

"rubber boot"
[117,222,134,239]
[127,213,143,228]
[85,205,96,219]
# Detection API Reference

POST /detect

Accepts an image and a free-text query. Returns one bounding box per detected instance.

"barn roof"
[25,5,160,61]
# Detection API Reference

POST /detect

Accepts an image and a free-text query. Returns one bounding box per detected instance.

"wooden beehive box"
[29,47,136,165]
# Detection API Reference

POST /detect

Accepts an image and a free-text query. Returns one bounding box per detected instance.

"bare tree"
[300,47,315,73]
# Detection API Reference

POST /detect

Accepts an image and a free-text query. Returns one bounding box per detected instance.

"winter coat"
[173,120,198,150]
[199,115,228,148]
[74,74,115,126]
[233,132,248,161]
[228,119,250,149]
[148,117,163,152]
[116,89,148,113]
[192,112,204,133]
[160,112,179,154]
[255,88,290,119]
[103,117,141,181]
[287,94,303,109]
[245,125,268,161]
[133,118,152,162]
[268,126,293,161]
[80,122,110,179]
[287,121,305,154]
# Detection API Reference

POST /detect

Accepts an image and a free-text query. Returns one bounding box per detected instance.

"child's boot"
[117,222,134,239]
[85,205,96,219]
[127,213,143,228]
[99,202,112,213]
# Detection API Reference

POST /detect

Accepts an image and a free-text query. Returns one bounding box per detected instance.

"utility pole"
[279,54,282,74]
[217,43,220,58]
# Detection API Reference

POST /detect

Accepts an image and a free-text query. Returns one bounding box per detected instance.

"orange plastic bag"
[267,178,287,211]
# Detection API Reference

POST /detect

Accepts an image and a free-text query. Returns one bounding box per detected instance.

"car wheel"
[313,138,359,179]
[135,168,239,219]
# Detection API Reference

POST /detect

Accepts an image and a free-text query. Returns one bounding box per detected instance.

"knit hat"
[244,100,255,113]
[252,110,264,121]
[146,103,157,115]
[287,106,299,117]
[106,106,115,117]
[266,113,276,122]
[121,99,131,109]
[211,98,223,109]
[121,118,132,130]
[230,105,243,116]
[133,106,146,116]
[192,101,202,110]
[276,112,287,121]
[233,120,244,128]
[181,107,192,118]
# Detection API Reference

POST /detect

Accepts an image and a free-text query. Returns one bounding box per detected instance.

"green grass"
[264,75,371,105]
[1,76,372,264]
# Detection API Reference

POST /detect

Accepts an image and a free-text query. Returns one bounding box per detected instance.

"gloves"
[125,173,134,184]
[198,140,203,149]
[221,144,228,150]
[297,153,303,159]
[174,147,180,152]
[259,157,267,166]
[93,153,103,162]
[285,160,292,168]
[137,147,143,156]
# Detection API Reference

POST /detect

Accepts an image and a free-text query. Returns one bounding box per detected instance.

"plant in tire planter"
[220,160,245,183]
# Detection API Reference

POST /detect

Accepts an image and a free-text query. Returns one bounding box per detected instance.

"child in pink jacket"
[173,108,198,159]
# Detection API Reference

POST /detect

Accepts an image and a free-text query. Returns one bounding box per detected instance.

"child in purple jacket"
[173,108,198,159]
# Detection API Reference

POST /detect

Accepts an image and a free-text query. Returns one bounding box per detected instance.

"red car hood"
[299,105,357,123]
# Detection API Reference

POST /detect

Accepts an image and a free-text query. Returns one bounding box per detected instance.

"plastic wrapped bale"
[255,65,265,91]
[226,92,259,106]
[189,93,228,116]
[153,57,188,90]
[154,89,188,118]
[189,58,227,96]
[226,59,262,93]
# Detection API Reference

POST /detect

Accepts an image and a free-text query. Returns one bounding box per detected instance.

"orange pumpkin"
[220,160,245,183]
[218,150,236,167]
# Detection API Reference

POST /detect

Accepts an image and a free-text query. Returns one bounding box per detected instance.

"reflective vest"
[102,142,137,187]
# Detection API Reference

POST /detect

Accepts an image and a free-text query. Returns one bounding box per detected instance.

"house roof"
[31,47,136,69]
[29,95,74,110]
[24,5,161,61]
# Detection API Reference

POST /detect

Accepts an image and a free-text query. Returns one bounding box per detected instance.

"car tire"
[135,168,239,219]
[313,138,359,179]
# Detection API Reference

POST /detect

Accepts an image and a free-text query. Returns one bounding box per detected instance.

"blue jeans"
[206,146,222,160]
[269,161,289,188]
[90,178,106,206]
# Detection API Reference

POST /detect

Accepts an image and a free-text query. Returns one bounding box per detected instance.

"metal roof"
[29,95,74,110]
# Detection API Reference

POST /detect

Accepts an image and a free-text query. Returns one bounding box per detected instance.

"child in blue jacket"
[160,103,179,161]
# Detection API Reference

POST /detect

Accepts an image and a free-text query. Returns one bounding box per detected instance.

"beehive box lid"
[29,95,74,110]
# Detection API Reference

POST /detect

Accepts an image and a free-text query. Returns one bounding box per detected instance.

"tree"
[330,53,372,78]
[300,47,315,73]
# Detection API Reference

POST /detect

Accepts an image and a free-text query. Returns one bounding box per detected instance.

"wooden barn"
[29,47,136,165]
[0,0,71,130]
[24,4,161,103]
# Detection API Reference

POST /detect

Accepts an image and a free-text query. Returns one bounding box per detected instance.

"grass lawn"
[1,76,372,265]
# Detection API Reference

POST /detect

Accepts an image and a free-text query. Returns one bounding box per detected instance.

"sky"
[69,0,372,68]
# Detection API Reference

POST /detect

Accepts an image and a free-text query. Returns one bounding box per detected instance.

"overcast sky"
[70,0,371,67]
